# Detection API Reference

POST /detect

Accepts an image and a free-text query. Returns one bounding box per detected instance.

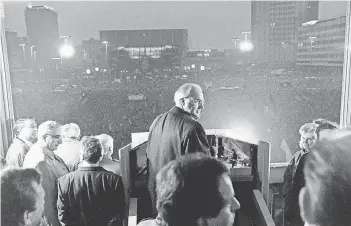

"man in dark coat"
[57,136,125,226]
[283,122,318,226]
[146,83,211,216]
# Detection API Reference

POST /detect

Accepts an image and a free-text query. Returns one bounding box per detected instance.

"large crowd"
[1,82,351,226]
[9,66,342,163]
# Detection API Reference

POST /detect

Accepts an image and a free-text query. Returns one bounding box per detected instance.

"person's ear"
[180,98,186,107]
[299,187,316,225]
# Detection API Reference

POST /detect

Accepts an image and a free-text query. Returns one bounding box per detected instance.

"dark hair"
[312,118,339,139]
[13,117,36,137]
[156,154,229,226]
[304,133,351,226]
[1,167,41,226]
[81,136,102,163]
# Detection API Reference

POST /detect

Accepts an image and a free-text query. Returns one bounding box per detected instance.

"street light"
[309,36,316,51]
[241,31,251,41]
[239,41,254,52]
[232,38,239,53]
[102,41,108,68]
[30,45,35,60]
[19,43,26,61]
[60,35,71,44]
[59,43,75,64]
[309,36,317,65]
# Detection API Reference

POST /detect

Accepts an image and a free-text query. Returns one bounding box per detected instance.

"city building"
[99,29,188,72]
[297,16,345,68]
[5,30,20,68]
[4,31,32,69]
[82,38,102,65]
[251,1,319,65]
[25,4,60,67]
[100,29,188,59]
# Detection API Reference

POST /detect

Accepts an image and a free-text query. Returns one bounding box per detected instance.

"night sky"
[3,1,347,50]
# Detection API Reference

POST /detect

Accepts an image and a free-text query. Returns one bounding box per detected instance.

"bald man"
[146,83,211,216]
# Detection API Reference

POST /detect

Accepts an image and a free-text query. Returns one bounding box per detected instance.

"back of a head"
[156,154,229,226]
[303,133,351,226]
[312,118,339,140]
[174,83,203,105]
[299,122,318,136]
[62,123,81,140]
[37,120,61,141]
[1,167,41,226]
[80,136,102,164]
[95,134,113,153]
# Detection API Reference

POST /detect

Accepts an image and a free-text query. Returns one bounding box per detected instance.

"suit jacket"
[99,157,120,175]
[283,149,307,225]
[55,139,81,172]
[146,106,210,215]
[5,137,31,167]
[57,166,126,226]
[23,142,69,226]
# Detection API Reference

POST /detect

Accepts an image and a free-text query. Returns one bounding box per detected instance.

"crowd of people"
[2,81,351,226]
[10,65,342,163]
[2,118,124,226]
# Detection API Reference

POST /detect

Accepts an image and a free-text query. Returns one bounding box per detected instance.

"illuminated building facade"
[100,29,188,59]
[100,29,188,71]
[25,4,60,66]
[297,16,345,67]
[251,1,319,65]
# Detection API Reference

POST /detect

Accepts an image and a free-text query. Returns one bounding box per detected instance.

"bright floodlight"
[60,44,75,58]
[239,41,254,52]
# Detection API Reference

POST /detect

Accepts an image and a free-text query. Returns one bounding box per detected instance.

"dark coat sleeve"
[114,176,126,219]
[283,156,295,197]
[284,152,307,223]
[57,178,69,226]
[183,126,211,155]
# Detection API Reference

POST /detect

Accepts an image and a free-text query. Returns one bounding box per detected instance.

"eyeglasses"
[193,98,205,105]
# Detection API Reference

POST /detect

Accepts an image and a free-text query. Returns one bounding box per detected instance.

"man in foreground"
[283,122,318,226]
[299,130,351,226]
[1,167,45,226]
[57,136,125,226]
[6,117,37,167]
[138,154,240,226]
[55,123,81,171]
[23,120,69,226]
[96,134,120,175]
[146,83,211,214]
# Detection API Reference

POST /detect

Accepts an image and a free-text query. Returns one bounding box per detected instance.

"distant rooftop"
[302,15,346,27]
[26,4,56,12]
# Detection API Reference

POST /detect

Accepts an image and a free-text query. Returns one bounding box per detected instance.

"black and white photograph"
[1,1,351,226]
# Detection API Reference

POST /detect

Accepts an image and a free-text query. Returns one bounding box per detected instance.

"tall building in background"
[297,16,345,68]
[25,4,59,67]
[5,30,20,68]
[251,1,319,65]
[82,38,102,65]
